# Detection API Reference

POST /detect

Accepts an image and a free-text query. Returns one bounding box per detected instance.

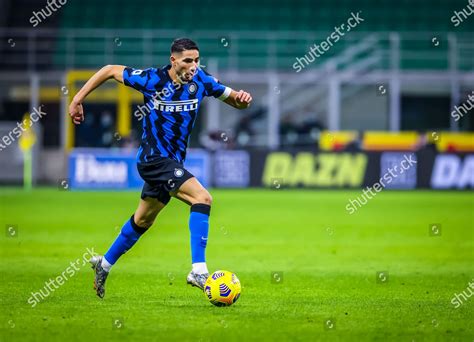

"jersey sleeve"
[122,67,158,94]
[201,70,232,100]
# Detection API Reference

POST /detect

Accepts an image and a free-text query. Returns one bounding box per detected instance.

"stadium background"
[0,0,473,341]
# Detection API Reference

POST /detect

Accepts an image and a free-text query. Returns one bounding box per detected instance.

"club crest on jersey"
[153,99,198,112]
[187,82,198,95]
[174,168,184,178]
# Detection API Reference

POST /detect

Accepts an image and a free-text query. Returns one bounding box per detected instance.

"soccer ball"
[204,270,241,307]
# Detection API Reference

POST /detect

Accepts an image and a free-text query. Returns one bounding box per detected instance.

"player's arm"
[223,89,253,109]
[69,65,125,124]
[202,70,252,109]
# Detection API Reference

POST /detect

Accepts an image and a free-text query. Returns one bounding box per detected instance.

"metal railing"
[0,29,473,150]
[0,28,473,72]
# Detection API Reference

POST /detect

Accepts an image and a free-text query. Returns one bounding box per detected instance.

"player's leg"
[171,177,213,289]
[90,196,166,298]
[102,197,166,269]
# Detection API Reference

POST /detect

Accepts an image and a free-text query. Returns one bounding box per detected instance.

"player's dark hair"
[171,38,199,54]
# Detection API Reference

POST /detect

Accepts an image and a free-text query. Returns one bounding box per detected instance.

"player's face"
[171,49,200,83]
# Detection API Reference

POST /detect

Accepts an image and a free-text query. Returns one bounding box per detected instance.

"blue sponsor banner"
[68,148,210,190]
[214,150,250,188]
[68,149,142,189]
[380,152,417,189]
[184,149,211,188]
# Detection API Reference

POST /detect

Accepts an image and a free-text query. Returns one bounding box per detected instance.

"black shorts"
[137,157,194,205]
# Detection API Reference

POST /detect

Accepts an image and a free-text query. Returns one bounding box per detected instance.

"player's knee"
[202,192,213,206]
[195,191,212,206]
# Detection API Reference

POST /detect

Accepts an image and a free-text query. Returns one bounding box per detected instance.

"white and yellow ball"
[204,270,241,307]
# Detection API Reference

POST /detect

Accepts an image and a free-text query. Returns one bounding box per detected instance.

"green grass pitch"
[0,188,473,341]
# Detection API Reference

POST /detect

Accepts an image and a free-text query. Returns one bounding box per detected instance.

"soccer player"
[69,38,252,298]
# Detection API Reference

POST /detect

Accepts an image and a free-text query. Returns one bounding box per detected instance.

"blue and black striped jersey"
[123,65,231,164]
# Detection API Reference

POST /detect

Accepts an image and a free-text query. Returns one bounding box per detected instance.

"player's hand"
[69,99,84,125]
[235,90,252,108]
